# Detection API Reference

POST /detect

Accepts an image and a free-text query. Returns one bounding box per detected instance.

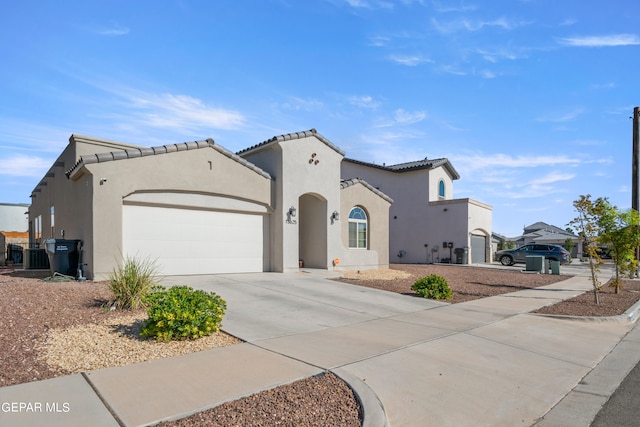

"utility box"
[550,260,560,275]
[526,255,545,273]
[44,239,80,277]
[25,248,50,270]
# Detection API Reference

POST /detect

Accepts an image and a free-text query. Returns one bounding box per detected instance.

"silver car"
[495,244,570,266]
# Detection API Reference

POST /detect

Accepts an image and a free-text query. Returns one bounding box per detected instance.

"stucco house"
[29,130,392,280]
[0,203,29,233]
[341,158,492,264]
[520,222,582,257]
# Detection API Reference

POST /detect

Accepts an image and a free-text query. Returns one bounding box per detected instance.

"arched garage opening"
[470,231,489,264]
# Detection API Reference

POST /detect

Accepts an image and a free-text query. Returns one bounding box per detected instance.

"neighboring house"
[0,203,29,232]
[518,222,581,257]
[29,130,392,280]
[341,158,492,264]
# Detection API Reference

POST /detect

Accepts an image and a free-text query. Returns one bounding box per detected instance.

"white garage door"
[123,205,264,275]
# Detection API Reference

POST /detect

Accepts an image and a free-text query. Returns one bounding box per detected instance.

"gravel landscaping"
[2,263,639,427]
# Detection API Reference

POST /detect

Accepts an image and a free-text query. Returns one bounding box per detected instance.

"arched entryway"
[298,193,327,268]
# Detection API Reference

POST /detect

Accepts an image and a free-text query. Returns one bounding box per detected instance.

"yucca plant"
[108,255,158,310]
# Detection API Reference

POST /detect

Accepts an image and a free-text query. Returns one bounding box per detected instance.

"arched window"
[348,207,367,249]
[438,179,445,199]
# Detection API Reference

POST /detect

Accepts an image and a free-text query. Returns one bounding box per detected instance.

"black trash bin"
[8,244,24,264]
[44,239,80,277]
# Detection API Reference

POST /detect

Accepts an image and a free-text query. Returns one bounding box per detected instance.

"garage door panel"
[123,205,264,276]
[471,235,486,264]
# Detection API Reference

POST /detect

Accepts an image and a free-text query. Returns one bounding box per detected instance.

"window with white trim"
[348,207,367,249]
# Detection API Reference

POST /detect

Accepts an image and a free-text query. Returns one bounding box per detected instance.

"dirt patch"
[337,264,571,304]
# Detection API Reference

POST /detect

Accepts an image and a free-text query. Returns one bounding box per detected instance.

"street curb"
[530,294,640,325]
[332,369,389,427]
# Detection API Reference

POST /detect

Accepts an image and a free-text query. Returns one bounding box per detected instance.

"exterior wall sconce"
[100,178,108,185]
[286,206,297,224]
[330,210,339,224]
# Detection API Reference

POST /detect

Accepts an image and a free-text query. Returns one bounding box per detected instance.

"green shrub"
[411,274,452,300]
[108,256,158,310]
[141,285,227,341]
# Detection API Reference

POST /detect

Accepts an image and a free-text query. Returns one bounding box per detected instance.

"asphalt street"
[591,358,640,427]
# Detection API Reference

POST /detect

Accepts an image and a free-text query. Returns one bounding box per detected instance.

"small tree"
[598,204,640,293]
[568,195,604,304]
[563,238,574,262]
[498,237,506,251]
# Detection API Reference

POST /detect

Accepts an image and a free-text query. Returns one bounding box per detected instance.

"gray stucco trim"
[65,138,272,180]
[237,128,346,157]
[341,178,394,204]
[343,157,461,180]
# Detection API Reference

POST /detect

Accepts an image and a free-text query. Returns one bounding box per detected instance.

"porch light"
[288,206,297,217]
[331,211,339,221]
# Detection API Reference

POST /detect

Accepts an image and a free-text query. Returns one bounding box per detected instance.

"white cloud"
[432,2,477,13]
[92,22,130,36]
[119,91,246,131]
[389,54,432,66]
[451,153,582,172]
[0,154,53,178]
[432,16,525,34]
[530,172,575,185]
[393,109,427,124]
[536,108,584,123]
[369,36,390,47]
[343,0,394,9]
[558,34,640,47]
[480,69,496,79]
[476,48,522,62]
[279,96,324,112]
[348,95,381,109]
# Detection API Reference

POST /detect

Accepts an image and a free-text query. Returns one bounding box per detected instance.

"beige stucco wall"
[243,135,344,271]
[30,136,272,279]
[242,134,391,272]
[428,198,492,263]
[31,132,393,279]
[339,183,390,270]
[341,160,492,264]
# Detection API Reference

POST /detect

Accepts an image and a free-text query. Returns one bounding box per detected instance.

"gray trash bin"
[44,239,80,276]
[550,260,560,275]
[454,248,465,264]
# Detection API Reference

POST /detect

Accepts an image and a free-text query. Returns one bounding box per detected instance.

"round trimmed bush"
[141,285,227,341]
[411,274,452,300]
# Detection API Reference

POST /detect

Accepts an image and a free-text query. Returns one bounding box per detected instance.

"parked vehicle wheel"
[500,255,513,266]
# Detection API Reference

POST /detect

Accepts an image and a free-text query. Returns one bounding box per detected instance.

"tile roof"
[340,178,393,204]
[237,129,346,157]
[343,157,460,179]
[65,138,271,180]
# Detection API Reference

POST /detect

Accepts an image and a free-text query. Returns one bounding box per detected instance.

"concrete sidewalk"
[1,266,638,426]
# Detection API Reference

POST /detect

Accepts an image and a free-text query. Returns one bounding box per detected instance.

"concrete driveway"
[3,266,637,427]
[172,268,636,426]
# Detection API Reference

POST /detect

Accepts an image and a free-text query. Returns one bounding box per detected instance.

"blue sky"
[1,0,638,237]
